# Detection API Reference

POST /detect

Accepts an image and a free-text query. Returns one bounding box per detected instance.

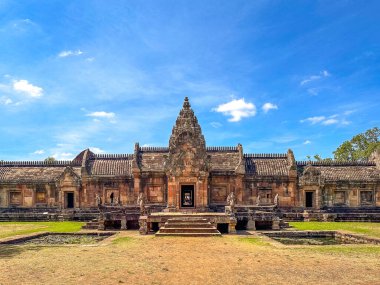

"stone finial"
[237,143,243,158]
[134,142,140,153]
[183,96,191,109]
[287,149,296,170]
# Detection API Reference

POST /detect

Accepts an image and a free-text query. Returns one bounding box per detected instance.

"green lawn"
[289,222,380,238]
[0,221,84,239]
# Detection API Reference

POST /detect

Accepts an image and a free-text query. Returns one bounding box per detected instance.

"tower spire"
[183,96,190,109]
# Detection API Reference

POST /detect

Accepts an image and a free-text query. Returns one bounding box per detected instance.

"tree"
[44,157,56,162]
[333,127,380,161]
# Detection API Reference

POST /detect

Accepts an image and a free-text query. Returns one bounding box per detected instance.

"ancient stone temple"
[1,97,380,233]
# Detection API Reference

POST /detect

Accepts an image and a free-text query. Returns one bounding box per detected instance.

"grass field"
[0,221,84,239]
[0,222,379,284]
[289,221,380,238]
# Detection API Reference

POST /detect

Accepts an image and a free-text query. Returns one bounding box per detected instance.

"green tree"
[333,127,380,161]
[44,157,56,162]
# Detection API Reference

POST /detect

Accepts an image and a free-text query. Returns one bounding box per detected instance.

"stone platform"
[155,217,221,237]
[139,212,236,235]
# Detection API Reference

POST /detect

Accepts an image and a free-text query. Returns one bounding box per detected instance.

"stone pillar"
[139,216,148,235]
[272,218,280,230]
[133,173,141,203]
[247,219,256,230]
[121,218,127,230]
[228,217,237,234]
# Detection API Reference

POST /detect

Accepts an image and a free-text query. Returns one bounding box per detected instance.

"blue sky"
[0,0,379,161]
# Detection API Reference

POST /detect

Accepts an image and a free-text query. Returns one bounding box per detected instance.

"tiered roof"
[245,154,289,176]
[297,161,379,182]
[0,161,81,183]
[87,154,134,177]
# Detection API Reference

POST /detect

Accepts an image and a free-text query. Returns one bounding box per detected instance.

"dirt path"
[1,231,380,285]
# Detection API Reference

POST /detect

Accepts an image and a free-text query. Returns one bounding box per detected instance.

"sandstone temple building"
[1,97,380,232]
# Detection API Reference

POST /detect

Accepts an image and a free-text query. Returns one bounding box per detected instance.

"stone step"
[82,221,99,230]
[158,227,220,234]
[155,232,221,237]
[163,223,215,228]
[166,218,209,223]
[155,217,222,237]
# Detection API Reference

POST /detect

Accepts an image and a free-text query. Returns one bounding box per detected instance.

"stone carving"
[300,164,322,186]
[226,192,236,210]
[138,217,148,235]
[256,194,260,206]
[95,194,102,206]
[225,192,237,215]
[114,196,119,205]
[165,97,209,177]
[274,193,279,206]
[137,192,146,214]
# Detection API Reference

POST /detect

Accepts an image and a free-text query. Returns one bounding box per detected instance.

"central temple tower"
[165,97,210,211]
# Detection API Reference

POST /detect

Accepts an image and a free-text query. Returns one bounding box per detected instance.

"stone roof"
[0,161,81,183]
[297,161,380,182]
[208,150,240,172]
[87,154,134,177]
[245,154,289,176]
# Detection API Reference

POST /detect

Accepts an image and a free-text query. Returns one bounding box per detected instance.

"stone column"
[121,218,127,230]
[228,217,237,234]
[272,218,280,230]
[247,219,256,230]
[133,173,141,203]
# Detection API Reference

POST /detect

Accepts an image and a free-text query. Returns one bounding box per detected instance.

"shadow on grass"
[0,245,42,258]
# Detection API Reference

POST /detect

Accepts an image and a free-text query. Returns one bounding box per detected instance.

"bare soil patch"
[1,231,380,285]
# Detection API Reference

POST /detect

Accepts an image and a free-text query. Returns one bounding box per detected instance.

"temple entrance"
[65,192,74,208]
[181,185,195,208]
[305,191,313,208]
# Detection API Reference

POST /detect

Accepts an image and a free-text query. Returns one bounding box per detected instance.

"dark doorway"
[151,222,160,232]
[305,192,313,208]
[181,185,195,208]
[66,192,74,208]
[217,223,229,234]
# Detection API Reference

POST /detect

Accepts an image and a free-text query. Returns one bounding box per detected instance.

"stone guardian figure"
[137,192,146,215]
[226,192,237,215]
[256,194,260,206]
[274,194,279,207]
[95,194,101,206]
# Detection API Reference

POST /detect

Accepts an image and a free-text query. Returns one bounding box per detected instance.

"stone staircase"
[155,218,221,237]
[82,219,100,230]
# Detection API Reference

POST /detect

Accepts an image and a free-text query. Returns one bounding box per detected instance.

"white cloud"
[0,96,12,105]
[210,122,222,128]
[300,116,326,124]
[52,152,74,160]
[301,114,351,126]
[262,102,278,113]
[58,50,83,58]
[303,140,311,145]
[86,111,115,119]
[300,70,330,86]
[89,147,105,154]
[33,149,45,155]
[12,79,43,98]
[213,98,256,122]
[322,119,338,125]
